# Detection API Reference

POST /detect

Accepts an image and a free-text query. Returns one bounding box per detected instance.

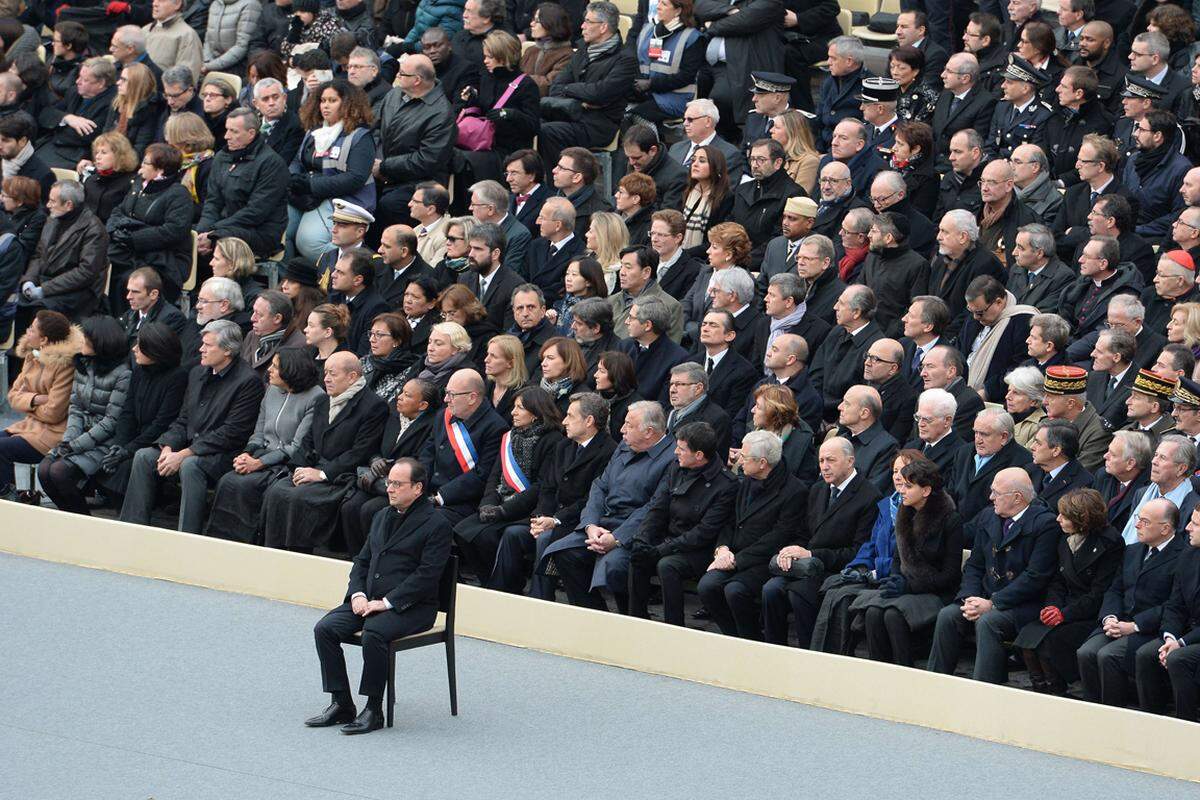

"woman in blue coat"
[286,79,376,261]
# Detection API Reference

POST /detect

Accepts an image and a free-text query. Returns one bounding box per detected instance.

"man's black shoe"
[341,707,384,735]
[304,702,357,727]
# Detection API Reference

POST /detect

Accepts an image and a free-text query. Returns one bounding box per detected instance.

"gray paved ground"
[0,552,1193,800]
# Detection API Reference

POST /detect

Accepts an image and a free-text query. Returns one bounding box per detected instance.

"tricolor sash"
[444,408,478,473]
[499,431,530,493]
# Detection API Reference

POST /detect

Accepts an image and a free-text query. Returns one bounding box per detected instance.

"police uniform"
[1114,75,1169,167]
[985,55,1053,159]
[740,71,800,155]
[856,76,901,157]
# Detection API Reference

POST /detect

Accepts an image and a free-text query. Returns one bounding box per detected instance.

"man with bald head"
[1076,20,1127,113]
[931,52,995,162]
[830,384,899,493]
[733,332,823,440]
[976,159,1036,265]
[819,118,884,201]
[375,224,432,308]
[374,53,455,230]
[420,368,507,535]
[863,337,916,443]
[761,436,881,647]
[811,160,870,244]
[261,352,390,552]
[1169,205,1200,262]
[928,466,1059,683]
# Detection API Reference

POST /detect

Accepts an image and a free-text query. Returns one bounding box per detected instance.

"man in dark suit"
[1093,430,1154,532]
[503,148,549,238]
[929,467,1058,683]
[420,368,507,525]
[733,138,803,263]
[618,297,689,406]
[511,284,556,378]
[796,233,849,328]
[119,266,190,347]
[253,77,304,166]
[469,180,531,277]
[949,407,1034,529]
[307,457,452,735]
[829,385,899,494]
[551,147,614,241]
[624,125,687,212]
[667,98,747,184]
[761,436,881,647]
[1149,509,1200,719]
[864,338,916,446]
[899,295,951,392]
[648,209,703,302]
[959,277,1035,403]
[905,387,970,485]
[491,392,617,597]
[755,196,817,299]
[928,211,1006,344]
[1051,132,1130,262]
[699,429,805,639]
[375,225,432,309]
[694,310,758,418]
[895,10,947,89]
[809,162,871,250]
[733,333,822,440]
[930,52,995,161]
[1027,418,1094,509]
[808,284,884,422]
[920,344,986,444]
[525,197,582,306]
[1122,368,1179,442]
[458,222,522,332]
[752,271,830,372]
[1083,328,1139,430]
[664,362,732,462]
[707,267,762,362]
[35,56,117,169]
[329,249,391,357]
[813,37,866,151]
[628,420,738,625]
[1078,497,1186,707]
[1127,31,1191,118]
[1007,224,1075,313]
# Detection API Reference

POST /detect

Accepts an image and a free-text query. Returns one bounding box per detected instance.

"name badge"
[648,37,664,60]
[329,145,342,159]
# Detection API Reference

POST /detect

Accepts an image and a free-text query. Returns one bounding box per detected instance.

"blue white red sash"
[444,408,478,473]
[499,431,530,493]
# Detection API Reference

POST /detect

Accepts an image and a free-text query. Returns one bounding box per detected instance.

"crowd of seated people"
[12,0,1200,722]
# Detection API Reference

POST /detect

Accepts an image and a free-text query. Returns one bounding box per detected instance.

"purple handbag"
[455,75,526,152]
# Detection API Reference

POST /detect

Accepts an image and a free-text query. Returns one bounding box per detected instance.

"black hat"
[1002,54,1050,86]
[855,76,900,103]
[1121,74,1168,100]
[279,257,321,288]
[750,72,796,94]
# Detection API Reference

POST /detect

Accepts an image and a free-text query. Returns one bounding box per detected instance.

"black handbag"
[540,96,583,122]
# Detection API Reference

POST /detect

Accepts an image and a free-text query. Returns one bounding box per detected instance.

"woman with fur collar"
[850,457,964,667]
[0,310,84,499]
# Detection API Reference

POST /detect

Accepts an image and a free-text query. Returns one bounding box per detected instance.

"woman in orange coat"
[1,310,83,499]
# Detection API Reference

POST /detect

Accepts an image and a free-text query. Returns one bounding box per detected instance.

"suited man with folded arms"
[1077,497,1185,708]
[307,458,452,735]
[928,467,1058,683]
[1150,505,1200,720]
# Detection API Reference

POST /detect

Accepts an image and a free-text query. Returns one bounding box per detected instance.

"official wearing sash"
[419,368,507,526]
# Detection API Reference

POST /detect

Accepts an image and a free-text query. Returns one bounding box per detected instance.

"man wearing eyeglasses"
[1168,206,1200,264]
[1123,109,1193,241]
[1127,31,1190,118]
[1044,66,1114,187]
[731,139,801,264]
[1143,251,1200,335]
[861,338,916,450]
[251,77,303,165]
[903,387,968,480]
[666,98,745,184]
[1052,134,1128,262]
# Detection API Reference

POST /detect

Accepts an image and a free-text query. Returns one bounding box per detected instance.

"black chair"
[350,554,459,727]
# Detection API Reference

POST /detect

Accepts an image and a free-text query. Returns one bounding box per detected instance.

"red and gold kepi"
[1043,365,1087,396]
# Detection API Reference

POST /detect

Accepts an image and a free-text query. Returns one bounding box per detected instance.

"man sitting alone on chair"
[307,457,453,735]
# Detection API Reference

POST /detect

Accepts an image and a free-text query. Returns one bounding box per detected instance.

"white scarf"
[966,291,1039,392]
[2,141,34,179]
[310,121,344,157]
[328,376,366,423]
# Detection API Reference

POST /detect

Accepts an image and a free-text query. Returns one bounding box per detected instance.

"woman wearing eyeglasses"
[361,312,418,406]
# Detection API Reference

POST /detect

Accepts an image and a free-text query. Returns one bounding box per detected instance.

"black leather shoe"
[304,702,356,727]
[341,707,384,735]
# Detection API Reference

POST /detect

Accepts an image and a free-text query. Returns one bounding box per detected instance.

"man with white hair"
[868,171,935,258]
[928,466,1059,684]
[1144,251,1200,334]
[1118,435,1200,544]
[928,208,1006,341]
[706,266,760,362]
[110,24,162,82]
[948,406,1033,526]
[931,52,994,161]
[1094,430,1154,531]
[814,36,867,151]
[1006,224,1074,313]
[120,319,265,533]
[1011,143,1062,224]
[252,77,303,164]
[667,98,746,183]
[904,388,969,479]
[919,343,984,442]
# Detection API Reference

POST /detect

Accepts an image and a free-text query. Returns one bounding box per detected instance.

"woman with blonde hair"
[164,111,215,217]
[79,131,138,222]
[1166,302,1200,359]
[105,62,162,155]
[483,333,527,420]
[210,236,262,308]
[770,110,821,195]
[585,211,629,293]
[400,320,474,394]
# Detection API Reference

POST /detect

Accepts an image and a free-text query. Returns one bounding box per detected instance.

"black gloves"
[879,574,908,598]
[477,505,502,523]
[100,446,129,473]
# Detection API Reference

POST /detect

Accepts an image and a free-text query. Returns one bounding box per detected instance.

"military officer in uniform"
[857,76,901,156]
[985,55,1052,160]
[1113,75,1168,168]
[740,72,799,157]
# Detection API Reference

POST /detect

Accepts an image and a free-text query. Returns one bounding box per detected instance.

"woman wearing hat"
[278,257,327,343]
[287,79,376,261]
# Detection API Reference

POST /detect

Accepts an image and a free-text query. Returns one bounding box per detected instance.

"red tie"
[516,194,531,204]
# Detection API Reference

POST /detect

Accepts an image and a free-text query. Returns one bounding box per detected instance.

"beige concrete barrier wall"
[3,503,1199,783]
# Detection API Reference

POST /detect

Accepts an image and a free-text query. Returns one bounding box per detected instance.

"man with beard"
[1075,21,1128,114]
[732,139,802,263]
[975,159,1037,266]
[860,212,930,338]
[1122,109,1192,240]
[458,222,521,331]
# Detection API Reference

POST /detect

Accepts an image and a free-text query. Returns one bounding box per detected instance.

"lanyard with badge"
[648,37,671,64]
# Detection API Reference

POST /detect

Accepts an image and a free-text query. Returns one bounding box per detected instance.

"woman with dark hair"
[681,144,733,255]
[889,120,938,219]
[518,3,573,96]
[92,322,188,502]
[304,302,350,366]
[199,75,239,150]
[549,255,607,333]
[104,62,163,156]
[0,310,83,499]
[454,384,565,580]
[287,79,376,261]
[889,45,938,124]
[276,259,326,340]
[455,29,540,185]
[1014,487,1123,695]
[8,51,55,126]
[106,142,195,306]
[1147,3,1197,71]
[47,21,90,101]
[281,0,345,60]
[483,334,528,421]
[539,336,586,414]
[594,349,641,440]
[361,311,418,406]
[242,50,289,107]
[812,450,924,654]
[438,282,497,367]
[850,457,965,667]
[402,274,441,355]
[629,0,703,125]
[1015,20,1066,99]
[36,316,131,512]
[205,347,326,542]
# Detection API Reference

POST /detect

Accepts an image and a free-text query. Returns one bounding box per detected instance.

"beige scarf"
[328,376,366,423]
[967,291,1039,392]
